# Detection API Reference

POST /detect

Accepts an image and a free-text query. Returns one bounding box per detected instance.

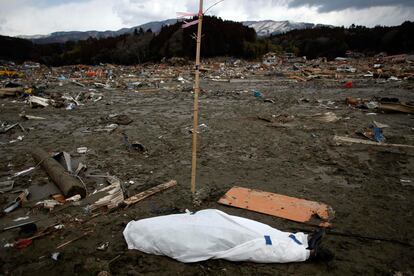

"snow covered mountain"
[243,20,330,36]
[20,19,179,44]
[20,19,330,44]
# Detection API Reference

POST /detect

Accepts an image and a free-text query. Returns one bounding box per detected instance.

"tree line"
[0,17,413,65]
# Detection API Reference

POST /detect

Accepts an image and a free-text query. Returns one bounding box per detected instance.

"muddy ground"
[1,75,414,275]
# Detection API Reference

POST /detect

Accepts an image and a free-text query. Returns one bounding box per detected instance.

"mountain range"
[19,19,330,44]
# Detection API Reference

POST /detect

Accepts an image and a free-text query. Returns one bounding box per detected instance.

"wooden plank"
[124,180,177,206]
[218,186,334,227]
[378,102,414,114]
[0,87,23,97]
[334,135,414,149]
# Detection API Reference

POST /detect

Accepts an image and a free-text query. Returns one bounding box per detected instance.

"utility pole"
[191,0,204,195]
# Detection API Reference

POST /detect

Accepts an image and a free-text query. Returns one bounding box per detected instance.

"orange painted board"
[218,186,334,227]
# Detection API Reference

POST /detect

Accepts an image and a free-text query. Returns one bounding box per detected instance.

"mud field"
[1,76,414,275]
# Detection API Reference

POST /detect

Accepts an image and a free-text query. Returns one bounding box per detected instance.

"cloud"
[0,18,5,32]
[288,0,414,12]
[113,0,190,26]
[0,0,124,36]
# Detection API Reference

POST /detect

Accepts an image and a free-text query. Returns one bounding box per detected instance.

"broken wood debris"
[124,180,177,206]
[334,135,414,149]
[89,177,124,211]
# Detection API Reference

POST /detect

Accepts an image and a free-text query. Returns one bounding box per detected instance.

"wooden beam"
[124,180,177,206]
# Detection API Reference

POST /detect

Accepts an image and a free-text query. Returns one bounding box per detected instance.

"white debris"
[77,147,88,154]
[51,252,60,261]
[29,95,50,107]
[66,194,81,202]
[36,199,63,210]
[97,242,109,251]
[12,167,35,178]
[13,216,30,222]
[54,224,65,230]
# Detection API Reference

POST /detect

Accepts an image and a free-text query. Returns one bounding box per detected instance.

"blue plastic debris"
[253,91,263,98]
[372,126,385,142]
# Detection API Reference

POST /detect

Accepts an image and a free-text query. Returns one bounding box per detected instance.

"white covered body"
[123,209,310,263]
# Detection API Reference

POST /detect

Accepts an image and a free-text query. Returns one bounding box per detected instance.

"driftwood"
[124,180,177,206]
[31,148,86,198]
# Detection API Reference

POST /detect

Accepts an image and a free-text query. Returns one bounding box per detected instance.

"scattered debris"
[0,87,24,97]
[20,114,46,120]
[312,112,339,123]
[12,167,35,178]
[11,224,56,249]
[358,125,385,142]
[66,194,81,202]
[51,252,61,261]
[400,179,414,187]
[29,95,50,107]
[54,224,65,230]
[77,147,88,154]
[3,189,30,214]
[97,241,109,251]
[378,102,414,114]
[94,124,118,133]
[253,91,263,98]
[0,122,25,134]
[56,231,92,249]
[123,133,146,152]
[344,81,353,88]
[0,180,14,193]
[13,216,30,222]
[36,199,63,210]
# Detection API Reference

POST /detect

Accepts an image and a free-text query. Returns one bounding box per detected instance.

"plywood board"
[218,186,334,227]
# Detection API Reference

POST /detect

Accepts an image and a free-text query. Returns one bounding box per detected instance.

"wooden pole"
[191,0,204,195]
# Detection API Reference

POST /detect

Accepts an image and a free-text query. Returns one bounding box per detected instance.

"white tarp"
[123,209,310,263]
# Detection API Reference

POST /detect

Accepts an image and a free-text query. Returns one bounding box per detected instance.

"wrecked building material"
[28,95,50,107]
[0,87,24,97]
[88,177,124,211]
[378,102,414,114]
[218,186,335,227]
[333,135,414,149]
[124,180,177,206]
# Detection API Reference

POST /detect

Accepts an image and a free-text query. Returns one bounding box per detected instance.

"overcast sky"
[0,0,413,36]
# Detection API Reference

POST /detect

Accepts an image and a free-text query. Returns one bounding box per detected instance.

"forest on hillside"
[0,17,413,65]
